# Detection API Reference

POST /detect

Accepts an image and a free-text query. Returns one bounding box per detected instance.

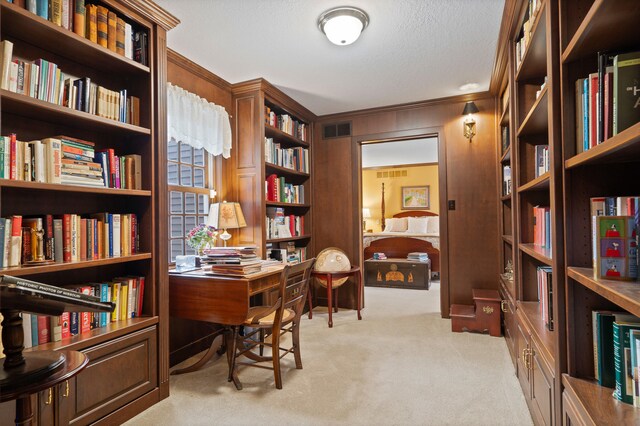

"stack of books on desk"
[407,252,429,262]
[202,246,262,276]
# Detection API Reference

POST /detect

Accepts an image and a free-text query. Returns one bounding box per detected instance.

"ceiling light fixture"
[459,83,480,91]
[318,7,369,46]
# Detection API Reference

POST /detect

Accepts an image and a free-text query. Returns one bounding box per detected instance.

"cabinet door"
[516,319,531,400]
[500,284,517,368]
[531,339,555,426]
[37,388,55,425]
[70,327,157,425]
[57,377,76,425]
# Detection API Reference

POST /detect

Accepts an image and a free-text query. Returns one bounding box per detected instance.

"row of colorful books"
[532,205,551,249]
[576,51,640,154]
[591,197,639,281]
[0,212,139,268]
[266,241,307,264]
[264,106,308,142]
[514,0,541,70]
[592,311,640,406]
[0,41,141,125]
[13,276,145,348]
[0,134,141,189]
[537,266,553,331]
[266,207,305,239]
[534,144,549,178]
[264,137,309,173]
[265,174,305,204]
[5,0,148,65]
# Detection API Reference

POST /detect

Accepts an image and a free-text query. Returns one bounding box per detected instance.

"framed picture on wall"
[401,186,429,210]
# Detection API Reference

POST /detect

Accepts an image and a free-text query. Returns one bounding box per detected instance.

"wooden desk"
[169,266,283,378]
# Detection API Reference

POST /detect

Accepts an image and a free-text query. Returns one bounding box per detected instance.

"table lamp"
[207,201,247,247]
[362,208,371,231]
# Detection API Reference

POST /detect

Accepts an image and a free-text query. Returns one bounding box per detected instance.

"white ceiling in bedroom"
[361,137,438,168]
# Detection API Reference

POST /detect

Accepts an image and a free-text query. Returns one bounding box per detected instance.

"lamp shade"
[318,7,369,46]
[462,101,479,116]
[207,202,247,230]
[362,208,372,219]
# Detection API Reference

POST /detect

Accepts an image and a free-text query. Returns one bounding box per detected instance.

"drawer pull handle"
[501,300,507,313]
[45,388,53,405]
[63,380,69,397]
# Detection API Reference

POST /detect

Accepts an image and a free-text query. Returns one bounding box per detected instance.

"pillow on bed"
[384,217,407,232]
[426,216,440,234]
[407,216,428,233]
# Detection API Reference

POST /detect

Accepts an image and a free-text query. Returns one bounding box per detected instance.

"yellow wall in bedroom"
[362,164,439,232]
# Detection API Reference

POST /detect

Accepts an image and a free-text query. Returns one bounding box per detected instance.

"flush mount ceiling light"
[459,83,480,91]
[318,6,369,46]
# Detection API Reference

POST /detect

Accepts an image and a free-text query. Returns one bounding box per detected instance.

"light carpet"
[126,282,532,425]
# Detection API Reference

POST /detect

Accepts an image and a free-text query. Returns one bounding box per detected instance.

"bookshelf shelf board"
[266,235,312,244]
[562,375,639,425]
[500,146,511,163]
[24,316,158,354]
[265,201,310,208]
[265,125,309,148]
[515,1,547,82]
[1,2,150,75]
[1,90,151,136]
[518,172,550,192]
[518,300,556,368]
[501,194,512,202]
[503,235,513,245]
[0,179,152,196]
[517,87,548,137]
[519,243,552,265]
[500,107,510,126]
[568,266,640,318]
[0,253,152,277]
[565,122,640,169]
[265,163,310,178]
[561,0,640,64]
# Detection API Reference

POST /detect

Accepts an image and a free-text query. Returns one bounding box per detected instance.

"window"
[168,139,214,262]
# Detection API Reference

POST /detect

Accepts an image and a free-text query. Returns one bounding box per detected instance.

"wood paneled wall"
[313,95,499,316]
[166,49,233,366]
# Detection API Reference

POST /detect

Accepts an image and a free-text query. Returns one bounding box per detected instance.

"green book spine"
[630,330,640,407]
[614,322,640,403]
[0,136,5,179]
[599,313,617,388]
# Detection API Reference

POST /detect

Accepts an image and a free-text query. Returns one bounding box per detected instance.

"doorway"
[357,131,449,316]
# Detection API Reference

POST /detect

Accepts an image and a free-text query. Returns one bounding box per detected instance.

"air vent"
[376,170,408,178]
[322,122,352,139]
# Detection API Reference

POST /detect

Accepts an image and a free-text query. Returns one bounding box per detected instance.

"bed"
[363,210,440,274]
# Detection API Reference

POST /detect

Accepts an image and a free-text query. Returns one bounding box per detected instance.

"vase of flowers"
[186,224,218,255]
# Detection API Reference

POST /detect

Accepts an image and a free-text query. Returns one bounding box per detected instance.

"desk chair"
[227,259,315,389]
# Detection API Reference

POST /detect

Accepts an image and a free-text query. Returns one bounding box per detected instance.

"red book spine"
[80,218,87,261]
[61,311,70,339]
[289,215,295,237]
[9,133,17,180]
[136,276,145,317]
[37,315,50,344]
[63,214,71,262]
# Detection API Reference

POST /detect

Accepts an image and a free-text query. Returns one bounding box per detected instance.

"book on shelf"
[264,106,308,141]
[594,215,638,281]
[502,165,511,196]
[264,137,309,173]
[536,266,553,331]
[265,174,305,204]
[534,145,549,178]
[532,206,551,249]
[614,321,640,404]
[266,207,304,239]
[630,330,640,407]
[501,125,510,154]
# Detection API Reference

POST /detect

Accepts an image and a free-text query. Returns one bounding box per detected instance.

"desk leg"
[327,275,333,328]
[170,330,224,375]
[15,395,33,426]
[226,326,242,390]
[356,270,363,321]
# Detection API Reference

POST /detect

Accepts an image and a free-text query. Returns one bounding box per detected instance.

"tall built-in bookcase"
[500,0,566,424]
[0,1,176,423]
[558,0,640,423]
[231,79,315,260]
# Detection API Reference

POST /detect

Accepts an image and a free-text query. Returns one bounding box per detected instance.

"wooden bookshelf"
[518,300,556,366]
[0,1,177,423]
[517,87,548,137]
[232,79,315,260]
[518,172,550,192]
[559,0,640,423]
[515,0,547,81]
[500,145,512,163]
[519,243,552,266]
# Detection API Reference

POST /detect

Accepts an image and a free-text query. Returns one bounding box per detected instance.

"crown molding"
[167,49,232,91]
[124,0,180,30]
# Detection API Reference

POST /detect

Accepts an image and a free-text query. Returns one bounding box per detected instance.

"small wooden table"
[308,267,363,328]
[169,266,284,389]
[364,258,431,290]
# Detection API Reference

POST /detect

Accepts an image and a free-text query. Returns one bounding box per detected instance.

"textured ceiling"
[362,138,438,168]
[155,0,505,116]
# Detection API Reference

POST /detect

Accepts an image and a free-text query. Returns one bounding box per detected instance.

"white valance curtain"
[167,83,232,158]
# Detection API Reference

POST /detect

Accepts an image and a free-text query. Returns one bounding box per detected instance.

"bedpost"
[381,182,385,231]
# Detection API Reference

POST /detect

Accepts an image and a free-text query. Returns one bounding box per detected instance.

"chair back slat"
[280,259,316,316]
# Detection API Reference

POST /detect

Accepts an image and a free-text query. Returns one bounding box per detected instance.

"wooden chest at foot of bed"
[364,258,430,290]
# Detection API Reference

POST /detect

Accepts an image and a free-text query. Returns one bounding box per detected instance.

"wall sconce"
[462,101,479,142]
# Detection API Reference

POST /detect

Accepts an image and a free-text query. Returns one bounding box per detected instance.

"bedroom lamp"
[362,208,371,231]
[462,101,479,142]
[318,6,369,46]
[207,201,246,247]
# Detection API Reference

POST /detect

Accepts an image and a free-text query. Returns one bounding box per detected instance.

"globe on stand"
[314,247,351,288]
